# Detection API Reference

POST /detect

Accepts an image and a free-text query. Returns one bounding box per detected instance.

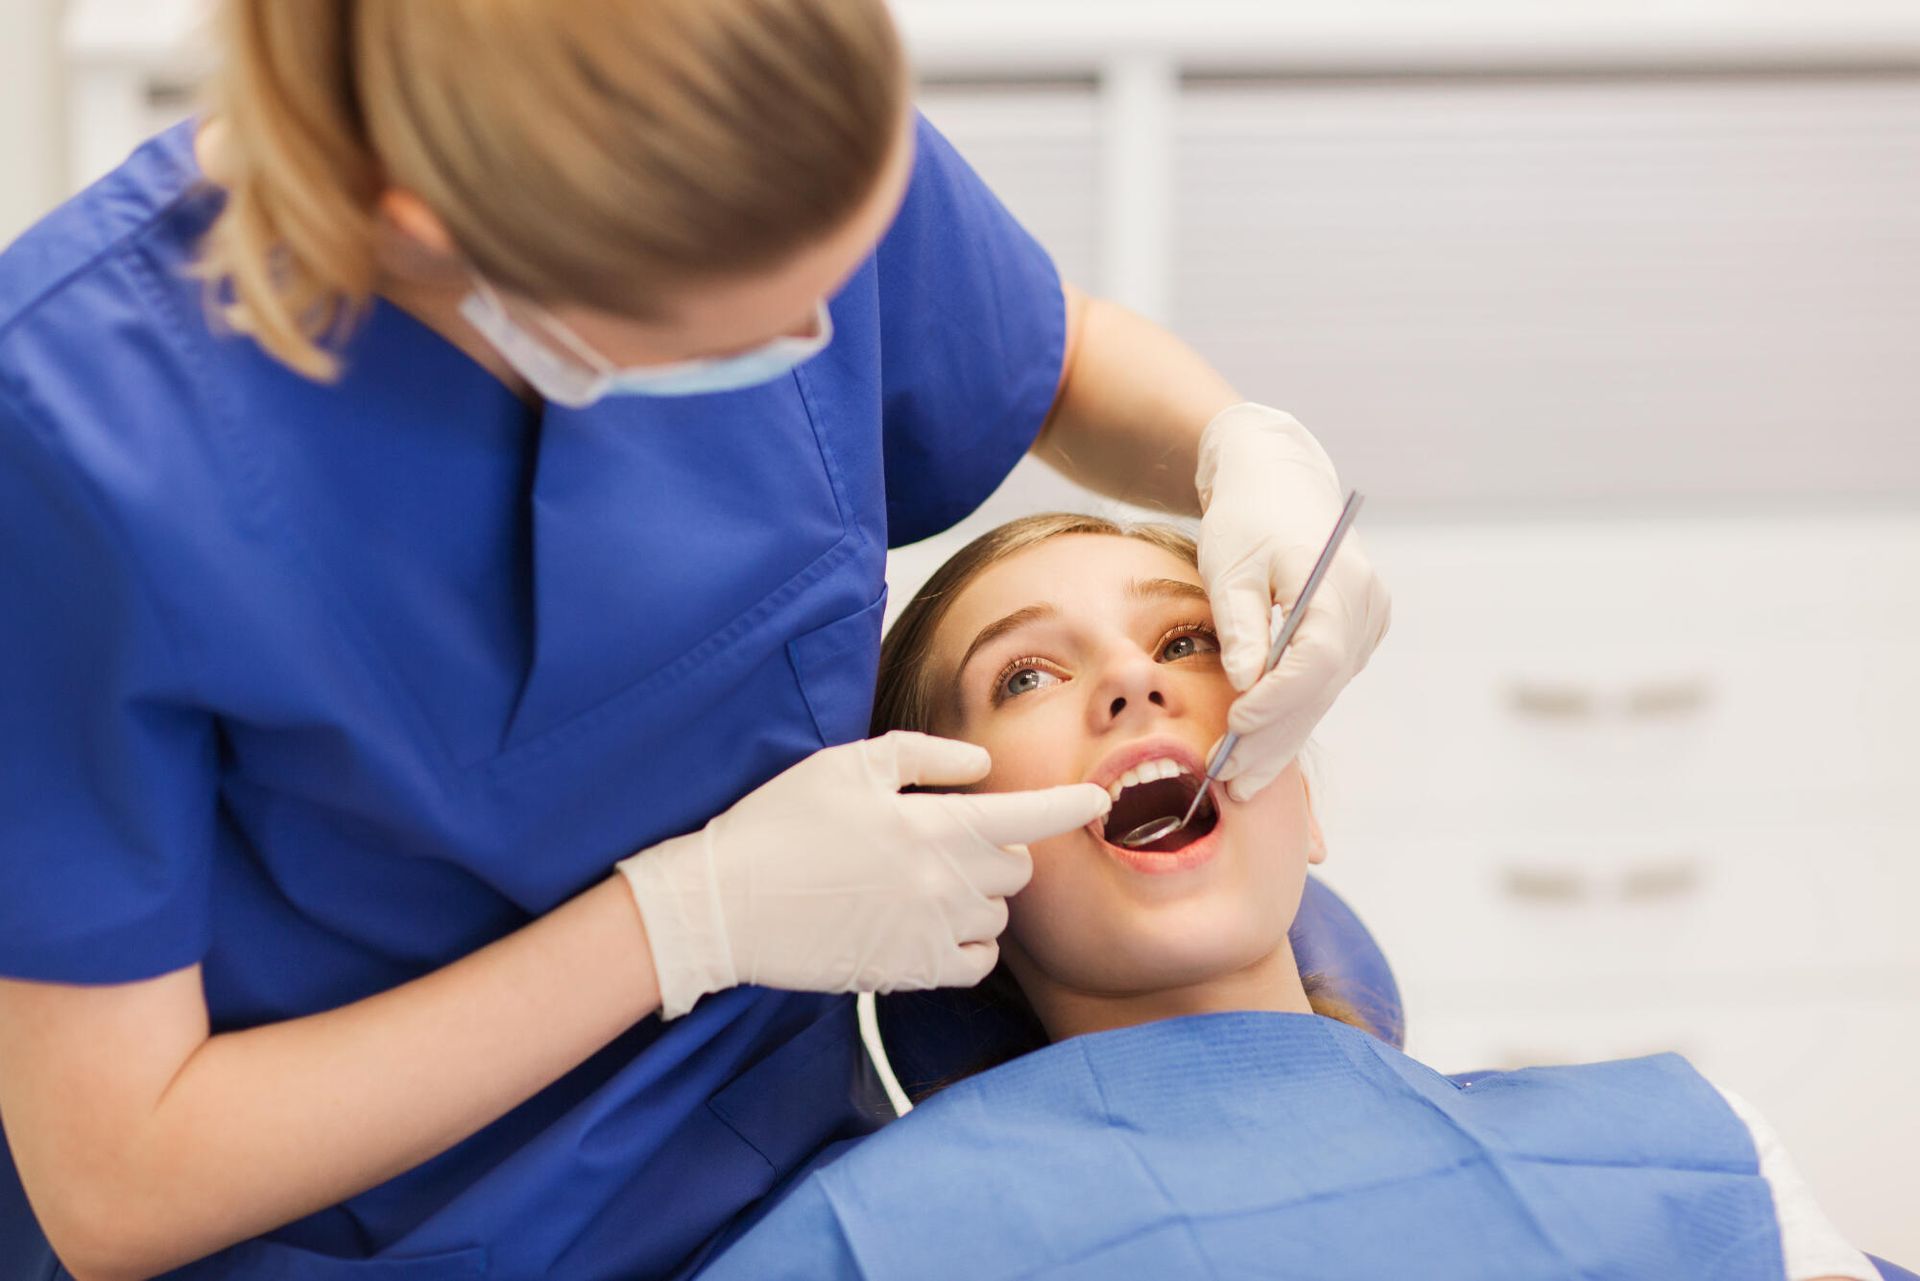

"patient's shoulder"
[1705,1081,1878,1281]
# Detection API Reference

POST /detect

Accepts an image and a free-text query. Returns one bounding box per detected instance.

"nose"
[1090,649,1181,732]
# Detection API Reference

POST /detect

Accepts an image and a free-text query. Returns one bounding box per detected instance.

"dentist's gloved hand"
[617,732,1111,1019]
[1196,402,1392,802]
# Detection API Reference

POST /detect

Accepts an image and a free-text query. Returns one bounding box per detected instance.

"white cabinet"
[1310,514,1920,1263]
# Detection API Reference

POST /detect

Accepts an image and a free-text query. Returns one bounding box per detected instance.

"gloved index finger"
[937,783,1112,848]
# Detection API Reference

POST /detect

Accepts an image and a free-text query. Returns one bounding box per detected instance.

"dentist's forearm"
[9,875,659,1281]
[1030,284,1241,515]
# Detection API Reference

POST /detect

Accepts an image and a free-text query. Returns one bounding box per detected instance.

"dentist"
[0,2,1389,1278]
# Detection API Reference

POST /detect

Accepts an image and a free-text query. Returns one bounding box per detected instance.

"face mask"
[458,277,835,407]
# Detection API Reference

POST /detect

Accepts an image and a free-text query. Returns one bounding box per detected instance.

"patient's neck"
[1013,938,1314,1044]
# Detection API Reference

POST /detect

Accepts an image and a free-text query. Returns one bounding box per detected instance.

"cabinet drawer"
[1316,823,1920,992]
[1362,517,1920,647]
[1314,516,1920,828]
[1324,635,1920,824]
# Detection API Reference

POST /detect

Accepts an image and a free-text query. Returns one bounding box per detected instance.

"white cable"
[857,992,914,1117]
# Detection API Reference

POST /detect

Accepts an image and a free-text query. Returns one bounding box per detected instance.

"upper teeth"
[1107,757,1192,801]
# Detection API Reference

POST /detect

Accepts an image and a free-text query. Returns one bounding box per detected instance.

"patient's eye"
[1158,625,1219,662]
[994,661,1062,705]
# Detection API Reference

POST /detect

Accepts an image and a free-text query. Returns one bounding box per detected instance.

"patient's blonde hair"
[873,513,1372,1092]
[196,0,907,381]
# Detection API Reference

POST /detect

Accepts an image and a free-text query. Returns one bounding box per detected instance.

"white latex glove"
[1196,402,1392,803]
[617,731,1111,1019]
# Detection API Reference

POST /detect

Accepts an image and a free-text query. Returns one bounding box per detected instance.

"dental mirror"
[1117,490,1365,848]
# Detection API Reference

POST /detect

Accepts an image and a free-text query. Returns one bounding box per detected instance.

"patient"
[702,514,1878,1281]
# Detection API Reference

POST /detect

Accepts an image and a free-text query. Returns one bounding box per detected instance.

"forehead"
[935,534,1202,654]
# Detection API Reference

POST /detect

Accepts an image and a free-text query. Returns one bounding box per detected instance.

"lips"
[1101,820,1222,873]
[1083,736,1226,872]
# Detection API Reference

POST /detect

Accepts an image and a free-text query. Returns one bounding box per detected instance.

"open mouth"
[1100,772,1220,854]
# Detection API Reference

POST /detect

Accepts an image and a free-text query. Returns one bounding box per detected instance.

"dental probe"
[1117,490,1365,848]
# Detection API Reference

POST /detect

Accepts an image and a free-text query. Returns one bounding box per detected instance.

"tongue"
[1102,776,1202,846]
[1129,822,1211,854]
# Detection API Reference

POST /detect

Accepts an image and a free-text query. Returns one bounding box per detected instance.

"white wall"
[0,0,66,248]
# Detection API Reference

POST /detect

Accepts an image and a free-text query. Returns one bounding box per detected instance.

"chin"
[1030,901,1290,998]
[1015,826,1306,998]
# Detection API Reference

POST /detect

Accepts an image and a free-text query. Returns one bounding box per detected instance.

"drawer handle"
[1499,867,1589,903]
[1618,859,1703,902]
[1506,678,1714,720]
[1506,682,1594,720]
[1624,677,1714,718]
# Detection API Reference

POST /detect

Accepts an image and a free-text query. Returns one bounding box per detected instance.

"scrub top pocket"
[786,586,889,748]
[493,375,855,765]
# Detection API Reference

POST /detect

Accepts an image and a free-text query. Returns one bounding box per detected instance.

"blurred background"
[4,0,1916,1261]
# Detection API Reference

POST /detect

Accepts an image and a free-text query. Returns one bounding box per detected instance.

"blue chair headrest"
[1291,875,1405,1048]
[876,876,1403,1098]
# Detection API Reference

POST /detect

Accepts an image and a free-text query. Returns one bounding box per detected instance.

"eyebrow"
[949,576,1211,691]
[954,603,1057,690]
[1130,577,1210,607]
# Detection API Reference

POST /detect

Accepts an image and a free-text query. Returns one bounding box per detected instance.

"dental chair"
[875,877,1917,1281]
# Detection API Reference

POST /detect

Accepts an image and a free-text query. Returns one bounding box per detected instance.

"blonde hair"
[872,512,1374,1070]
[196,0,908,381]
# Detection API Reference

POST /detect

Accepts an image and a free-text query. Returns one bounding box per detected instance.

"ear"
[1301,772,1328,866]
[378,188,458,258]
[192,118,234,185]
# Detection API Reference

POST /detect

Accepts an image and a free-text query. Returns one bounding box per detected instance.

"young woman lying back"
[702,513,1877,1281]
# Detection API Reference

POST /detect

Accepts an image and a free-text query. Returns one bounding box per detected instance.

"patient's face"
[927,534,1324,1003]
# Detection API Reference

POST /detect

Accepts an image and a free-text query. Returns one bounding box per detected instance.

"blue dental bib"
[702,1011,1785,1280]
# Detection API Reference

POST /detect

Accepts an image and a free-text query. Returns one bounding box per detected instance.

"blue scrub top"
[0,113,1065,1279]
